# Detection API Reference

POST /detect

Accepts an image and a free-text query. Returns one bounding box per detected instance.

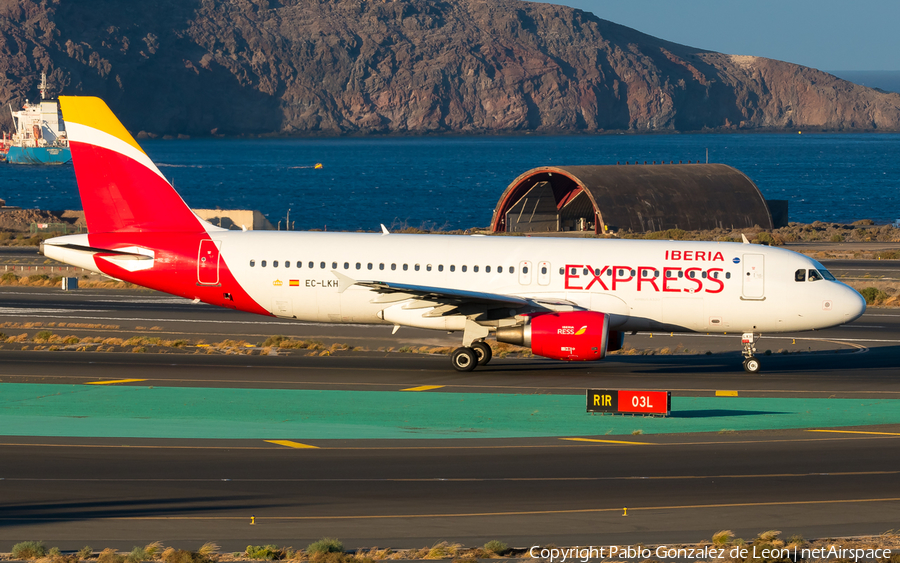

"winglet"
[741,233,750,244]
[331,270,357,293]
[381,224,390,235]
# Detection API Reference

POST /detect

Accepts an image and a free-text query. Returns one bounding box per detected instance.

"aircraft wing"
[331,270,575,310]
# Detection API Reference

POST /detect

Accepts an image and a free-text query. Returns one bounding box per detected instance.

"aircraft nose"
[838,284,867,323]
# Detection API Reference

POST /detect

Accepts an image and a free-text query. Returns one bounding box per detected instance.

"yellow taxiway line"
[84,379,147,385]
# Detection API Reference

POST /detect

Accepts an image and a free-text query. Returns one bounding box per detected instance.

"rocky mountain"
[2,0,899,136]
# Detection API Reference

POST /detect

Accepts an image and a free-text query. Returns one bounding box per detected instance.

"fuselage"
[43,230,866,335]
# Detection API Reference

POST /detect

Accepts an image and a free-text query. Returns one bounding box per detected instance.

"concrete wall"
[192,209,275,231]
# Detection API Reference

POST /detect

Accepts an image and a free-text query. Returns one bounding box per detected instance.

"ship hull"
[6,146,71,165]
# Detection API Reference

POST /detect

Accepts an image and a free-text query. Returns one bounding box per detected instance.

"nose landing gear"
[741,332,761,373]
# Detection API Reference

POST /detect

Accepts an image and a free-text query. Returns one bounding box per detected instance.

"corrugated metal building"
[491,164,783,234]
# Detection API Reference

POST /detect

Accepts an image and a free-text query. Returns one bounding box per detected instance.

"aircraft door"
[537,261,551,286]
[197,240,221,285]
[742,254,765,299]
[518,261,532,285]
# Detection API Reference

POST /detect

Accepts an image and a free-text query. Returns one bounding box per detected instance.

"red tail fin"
[59,97,203,233]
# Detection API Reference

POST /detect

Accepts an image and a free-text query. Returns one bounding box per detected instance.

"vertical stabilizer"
[59,96,203,234]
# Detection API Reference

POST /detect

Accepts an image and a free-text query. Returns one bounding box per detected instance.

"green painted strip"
[2,383,900,440]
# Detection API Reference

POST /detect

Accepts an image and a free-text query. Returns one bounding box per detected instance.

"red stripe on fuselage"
[87,232,271,317]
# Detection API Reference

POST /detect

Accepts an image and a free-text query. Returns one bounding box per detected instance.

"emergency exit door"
[742,253,764,299]
[198,240,221,285]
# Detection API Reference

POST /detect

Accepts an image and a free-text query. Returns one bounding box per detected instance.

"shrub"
[245,546,280,561]
[830,233,844,242]
[1,271,20,282]
[28,274,50,282]
[126,542,163,563]
[78,547,94,560]
[196,543,219,558]
[860,287,888,304]
[306,539,344,556]
[756,232,774,245]
[262,335,286,347]
[483,540,509,554]
[97,549,125,563]
[12,541,48,560]
[712,530,734,545]
[424,542,461,559]
[35,330,54,342]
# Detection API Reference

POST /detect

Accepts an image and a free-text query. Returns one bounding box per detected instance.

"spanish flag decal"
[289,280,300,287]
[574,325,588,336]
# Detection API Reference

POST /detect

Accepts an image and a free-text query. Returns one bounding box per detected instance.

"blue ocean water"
[3,132,899,231]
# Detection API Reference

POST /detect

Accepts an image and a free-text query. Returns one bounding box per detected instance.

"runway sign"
[586,389,671,416]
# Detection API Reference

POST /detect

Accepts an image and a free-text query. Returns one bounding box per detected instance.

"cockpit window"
[808,269,823,282]
[819,268,836,281]
[795,269,806,282]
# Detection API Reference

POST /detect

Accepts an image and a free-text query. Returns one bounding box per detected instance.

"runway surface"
[1,272,900,550]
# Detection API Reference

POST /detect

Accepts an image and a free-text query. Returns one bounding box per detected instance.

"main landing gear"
[741,332,761,373]
[450,341,493,372]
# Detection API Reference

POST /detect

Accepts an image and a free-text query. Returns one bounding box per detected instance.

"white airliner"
[42,97,866,373]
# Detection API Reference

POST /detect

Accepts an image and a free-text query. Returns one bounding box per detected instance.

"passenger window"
[274,261,279,268]
[438,265,443,272]
[403,264,408,271]
[688,271,695,279]
[559,267,564,275]
[678,271,683,278]
[808,269,822,282]
[262,260,267,267]
[391,264,396,271]
[606,270,612,276]
[462,265,468,272]
[367,263,373,270]
[498,266,503,273]
[523,266,528,274]
[485,266,491,273]
[701,271,707,278]
[379,263,384,270]
[541,266,548,275]
[320,262,325,269]
[725,272,731,279]
[595,268,601,276]
[510,266,515,274]
[332,262,337,269]
[630,269,635,276]
[569,267,576,275]
[250,260,255,267]
[654,270,659,277]
[344,262,349,270]
[427,264,432,272]
[474,265,479,273]
[450,265,456,272]
[297,261,302,268]
[308,261,313,268]
[415,264,420,271]
[583,268,588,275]
[356,263,361,270]
[795,269,806,282]
[285,261,290,268]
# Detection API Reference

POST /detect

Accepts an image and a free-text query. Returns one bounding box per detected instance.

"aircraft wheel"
[471,341,493,366]
[743,357,761,373]
[451,347,478,372]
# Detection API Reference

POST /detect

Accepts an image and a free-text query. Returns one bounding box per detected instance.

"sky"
[535,0,900,71]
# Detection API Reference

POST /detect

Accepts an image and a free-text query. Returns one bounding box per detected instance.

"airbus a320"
[42,97,867,372]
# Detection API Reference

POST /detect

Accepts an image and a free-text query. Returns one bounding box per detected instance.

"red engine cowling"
[496,311,614,361]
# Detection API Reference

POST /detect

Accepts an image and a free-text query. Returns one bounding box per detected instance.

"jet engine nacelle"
[495,311,615,361]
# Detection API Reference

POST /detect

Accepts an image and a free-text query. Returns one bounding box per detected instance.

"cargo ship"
[5,73,71,165]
